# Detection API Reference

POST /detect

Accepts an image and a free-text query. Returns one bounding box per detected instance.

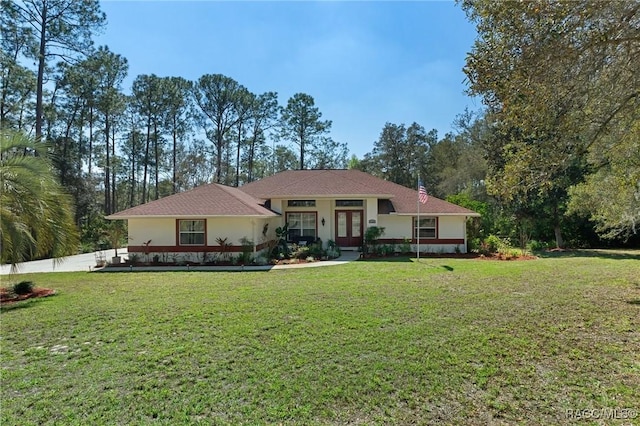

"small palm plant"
[0,130,79,273]
[106,220,126,262]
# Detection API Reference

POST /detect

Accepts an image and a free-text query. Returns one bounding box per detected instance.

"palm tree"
[1,130,79,272]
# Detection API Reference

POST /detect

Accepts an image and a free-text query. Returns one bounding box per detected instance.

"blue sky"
[96,1,480,157]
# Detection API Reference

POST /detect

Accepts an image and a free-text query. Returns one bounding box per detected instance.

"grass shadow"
[536,249,640,260]
[412,259,455,271]
[626,299,640,306]
[0,297,51,313]
[94,266,274,272]
[358,256,414,263]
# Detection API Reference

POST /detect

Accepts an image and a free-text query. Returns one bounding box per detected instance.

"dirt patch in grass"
[0,287,56,304]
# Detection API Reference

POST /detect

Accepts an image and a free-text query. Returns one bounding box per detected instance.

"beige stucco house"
[107,169,480,261]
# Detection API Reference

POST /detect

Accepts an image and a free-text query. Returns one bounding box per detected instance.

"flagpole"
[417,175,420,261]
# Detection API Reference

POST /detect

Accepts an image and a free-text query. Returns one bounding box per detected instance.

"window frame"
[335,199,364,207]
[413,216,437,239]
[286,212,318,241]
[177,219,207,246]
[287,200,316,207]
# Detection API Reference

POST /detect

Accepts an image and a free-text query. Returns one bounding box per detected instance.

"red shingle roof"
[106,183,279,218]
[107,170,479,218]
[242,169,479,216]
[240,169,395,198]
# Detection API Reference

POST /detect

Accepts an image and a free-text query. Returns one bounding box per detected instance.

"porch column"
[365,198,378,228]
[251,219,257,254]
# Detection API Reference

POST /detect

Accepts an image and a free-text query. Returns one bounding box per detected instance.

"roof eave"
[106,213,280,220]
[264,193,396,199]
[388,212,481,217]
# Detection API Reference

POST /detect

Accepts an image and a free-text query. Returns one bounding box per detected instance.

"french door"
[335,210,363,247]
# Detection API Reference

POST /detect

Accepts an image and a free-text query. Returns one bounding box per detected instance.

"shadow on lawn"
[536,249,640,261]
[359,256,455,271]
[358,256,414,263]
[0,297,48,313]
[417,262,455,272]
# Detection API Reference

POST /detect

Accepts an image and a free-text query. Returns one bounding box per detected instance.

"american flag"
[418,180,428,204]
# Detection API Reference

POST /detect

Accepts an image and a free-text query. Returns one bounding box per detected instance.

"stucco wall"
[438,216,466,239]
[207,217,263,246]
[376,214,467,253]
[128,218,176,246]
[126,216,278,263]
[128,217,276,248]
[365,198,379,228]
[316,199,333,243]
[376,215,412,240]
[128,214,468,253]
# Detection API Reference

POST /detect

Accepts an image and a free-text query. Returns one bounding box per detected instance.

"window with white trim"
[414,217,436,239]
[179,219,205,245]
[286,212,316,240]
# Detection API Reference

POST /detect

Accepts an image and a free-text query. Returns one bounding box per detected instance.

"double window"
[286,212,317,240]
[179,219,205,245]
[414,217,436,239]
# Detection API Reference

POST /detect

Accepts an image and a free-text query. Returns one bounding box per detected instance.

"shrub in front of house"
[478,234,504,255]
[527,240,550,252]
[293,245,310,260]
[13,281,34,295]
[252,255,269,266]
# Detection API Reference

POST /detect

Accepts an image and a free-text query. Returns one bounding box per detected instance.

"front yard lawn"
[1,251,639,425]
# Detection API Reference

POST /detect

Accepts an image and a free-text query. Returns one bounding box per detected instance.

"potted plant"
[107,221,126,264]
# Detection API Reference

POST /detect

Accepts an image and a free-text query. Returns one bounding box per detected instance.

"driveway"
[0,249,360,275]
[0,249,127,276]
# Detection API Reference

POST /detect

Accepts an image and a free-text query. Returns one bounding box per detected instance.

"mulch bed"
[0,287,56,304]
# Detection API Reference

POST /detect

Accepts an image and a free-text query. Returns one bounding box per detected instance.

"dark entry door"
[335,210,363,247]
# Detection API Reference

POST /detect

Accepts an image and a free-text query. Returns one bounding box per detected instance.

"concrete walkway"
[0,249,360,276]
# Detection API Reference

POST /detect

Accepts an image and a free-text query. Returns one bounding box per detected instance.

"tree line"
[1,1,347,222]
[459,0,639,246]
[1,0,638,262]
[353,0,639,248]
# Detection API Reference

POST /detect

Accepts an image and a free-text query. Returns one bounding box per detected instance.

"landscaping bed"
[0,286,55,304]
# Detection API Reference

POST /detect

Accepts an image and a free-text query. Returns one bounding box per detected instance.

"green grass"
[2,251,639,425]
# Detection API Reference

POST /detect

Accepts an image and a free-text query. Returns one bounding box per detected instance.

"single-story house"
[107,169,480,261]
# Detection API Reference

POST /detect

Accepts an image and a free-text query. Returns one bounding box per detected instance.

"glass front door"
[335,210,363,247]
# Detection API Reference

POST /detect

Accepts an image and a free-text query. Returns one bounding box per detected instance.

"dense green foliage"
[2,254,639,424]
[0,131,79,269]
[11,280,34,295]
[461,0,640,243]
